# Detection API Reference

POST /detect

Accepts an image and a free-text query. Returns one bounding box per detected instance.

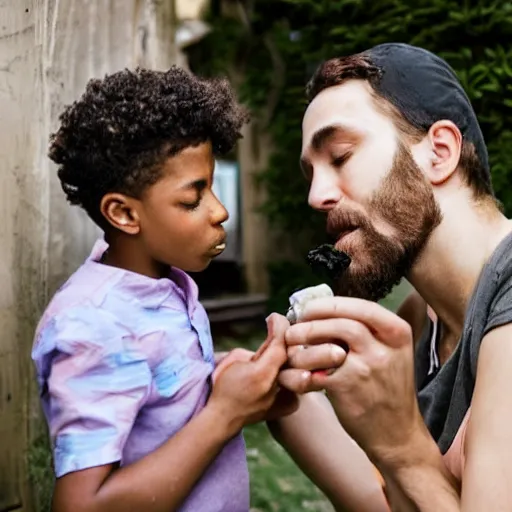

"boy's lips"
[210,237,227,255]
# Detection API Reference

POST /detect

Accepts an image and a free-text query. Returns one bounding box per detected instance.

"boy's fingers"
[254,314,289,371]
[212,348,254,384]
[252,313,289,361]
[256,335,287,372]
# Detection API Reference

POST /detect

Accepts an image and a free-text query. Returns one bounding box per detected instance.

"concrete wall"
[0,1,180,510]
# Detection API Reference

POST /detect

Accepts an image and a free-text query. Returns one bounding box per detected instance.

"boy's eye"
[180,179,208,211]
[181,198,201,210]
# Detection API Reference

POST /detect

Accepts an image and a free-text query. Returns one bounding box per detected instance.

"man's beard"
[328,142,442,302]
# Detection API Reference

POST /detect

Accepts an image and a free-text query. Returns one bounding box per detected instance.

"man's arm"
[268,392,389,512]
[266,289,425,512]
[280,296,512,510]
[377,428,460,511]
[281,296,461,512]
[380,325,512,512]
[460,323,512,509]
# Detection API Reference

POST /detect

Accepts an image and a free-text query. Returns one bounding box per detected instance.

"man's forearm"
[268,393,389,512]
[379,434,460,512]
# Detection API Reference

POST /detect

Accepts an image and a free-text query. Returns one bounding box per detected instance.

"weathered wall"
[0,1,180,510]
[0,3,47,509]
[46,0,183,292]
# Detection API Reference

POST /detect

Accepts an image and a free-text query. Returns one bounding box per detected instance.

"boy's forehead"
[162,141,214,177]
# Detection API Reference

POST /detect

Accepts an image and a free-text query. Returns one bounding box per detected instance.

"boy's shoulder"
[40,238,196,322]
[33,246,132,361]
[34,239,207,357]
[37,241,125,332]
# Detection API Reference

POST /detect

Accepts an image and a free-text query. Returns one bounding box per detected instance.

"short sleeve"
[484,274,512,335]
[33,306,152,477]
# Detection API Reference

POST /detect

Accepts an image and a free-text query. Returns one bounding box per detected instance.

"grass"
[245,423,335,512]
[28,282,411,511]
[28,428,53,512]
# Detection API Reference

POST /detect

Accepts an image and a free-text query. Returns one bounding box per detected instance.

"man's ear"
[424,120,462,185]
[100,193,141,235]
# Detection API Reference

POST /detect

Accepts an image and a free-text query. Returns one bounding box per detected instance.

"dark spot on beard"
[306,244,351,282]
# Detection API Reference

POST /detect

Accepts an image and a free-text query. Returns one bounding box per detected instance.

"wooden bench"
[201,293,268,323]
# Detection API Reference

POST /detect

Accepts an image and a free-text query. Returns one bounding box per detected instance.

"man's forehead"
[302,80,391,149]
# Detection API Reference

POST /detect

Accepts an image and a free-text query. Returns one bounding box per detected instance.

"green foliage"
[192,0,512,302]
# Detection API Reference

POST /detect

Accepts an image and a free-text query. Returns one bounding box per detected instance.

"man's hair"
[49,67,249,225]
[306,54,492,198]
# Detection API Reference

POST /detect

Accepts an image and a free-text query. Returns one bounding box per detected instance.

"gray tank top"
[416,230,512,453]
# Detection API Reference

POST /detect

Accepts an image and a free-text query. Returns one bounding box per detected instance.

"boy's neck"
[102,233,170,280]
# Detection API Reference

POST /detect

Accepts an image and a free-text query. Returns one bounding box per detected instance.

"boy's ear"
[100,193,141,235]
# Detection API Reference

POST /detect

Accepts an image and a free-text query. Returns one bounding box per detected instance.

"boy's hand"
[212,348,255,383]
[212,346,299,421]
[209,314,297,433]
[212,313,287,383]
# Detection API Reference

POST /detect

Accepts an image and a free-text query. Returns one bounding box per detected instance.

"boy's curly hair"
[49,66,250,225]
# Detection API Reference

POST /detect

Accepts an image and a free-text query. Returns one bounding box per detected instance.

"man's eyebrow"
[180,178,208,191]
[300,123,358,176]
[310,123,357,152]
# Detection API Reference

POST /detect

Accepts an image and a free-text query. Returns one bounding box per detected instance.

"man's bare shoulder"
[396,288,428,344]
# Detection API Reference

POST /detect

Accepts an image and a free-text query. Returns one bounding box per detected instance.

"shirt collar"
[86,238,199,313]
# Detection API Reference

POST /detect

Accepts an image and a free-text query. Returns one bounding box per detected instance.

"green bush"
[192,0,512,309]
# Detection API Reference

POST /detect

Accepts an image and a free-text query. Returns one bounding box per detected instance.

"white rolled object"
[286,284,334,324]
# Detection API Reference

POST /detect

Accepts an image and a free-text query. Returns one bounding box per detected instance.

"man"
[269,43,512,511]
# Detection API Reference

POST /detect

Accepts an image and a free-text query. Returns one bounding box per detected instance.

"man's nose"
[308,170,343,212]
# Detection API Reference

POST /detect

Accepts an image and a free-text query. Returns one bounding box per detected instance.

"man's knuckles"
[386,318,413,346]
[287,343,345,370]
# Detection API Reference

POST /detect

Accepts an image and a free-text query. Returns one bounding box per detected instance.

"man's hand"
[280,296,429,467]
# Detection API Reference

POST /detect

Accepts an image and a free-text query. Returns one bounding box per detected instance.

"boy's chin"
[183,258,212,273]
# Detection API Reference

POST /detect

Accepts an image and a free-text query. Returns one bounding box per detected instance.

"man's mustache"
[326,207,372,239]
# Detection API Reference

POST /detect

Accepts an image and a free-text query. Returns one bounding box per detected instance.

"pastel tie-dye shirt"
[32,239,249,511]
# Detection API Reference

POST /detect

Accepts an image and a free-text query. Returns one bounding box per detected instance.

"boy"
[32,66,292,512]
